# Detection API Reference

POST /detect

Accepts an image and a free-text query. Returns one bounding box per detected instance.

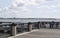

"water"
[0,18,60,23]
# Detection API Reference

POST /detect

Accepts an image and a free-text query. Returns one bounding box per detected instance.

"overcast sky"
[0,0,60,18]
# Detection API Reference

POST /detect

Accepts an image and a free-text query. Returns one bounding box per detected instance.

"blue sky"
[0,0,60,18]
[0,0,11,8]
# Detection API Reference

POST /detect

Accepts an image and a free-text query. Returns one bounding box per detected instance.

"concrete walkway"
[13,29,60,38]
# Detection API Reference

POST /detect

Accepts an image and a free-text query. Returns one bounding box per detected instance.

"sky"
[0,0,60,18]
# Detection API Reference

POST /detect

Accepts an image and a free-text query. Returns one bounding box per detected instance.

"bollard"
[10,23,17,36]
[41,22,46,28]
[44,22,46,28]
[37,22,40,29]
[28,22,32,31]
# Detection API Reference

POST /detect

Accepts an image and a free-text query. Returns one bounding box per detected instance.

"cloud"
[0,8,2,11]
[12,0,40,7]
[0,0,60,18]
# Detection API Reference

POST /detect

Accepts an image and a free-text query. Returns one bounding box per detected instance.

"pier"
[0,18,60,38]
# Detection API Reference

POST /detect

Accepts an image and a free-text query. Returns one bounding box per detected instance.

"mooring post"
[28,22,32,31]
[37,22,40,29]
[10,23,17,36]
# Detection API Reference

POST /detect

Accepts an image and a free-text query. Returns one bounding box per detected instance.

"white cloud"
[0,0,60,18]
[12,0,40,7]
[0,8,2,11]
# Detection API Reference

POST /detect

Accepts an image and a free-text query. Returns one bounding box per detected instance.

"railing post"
[10,23,17,36]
